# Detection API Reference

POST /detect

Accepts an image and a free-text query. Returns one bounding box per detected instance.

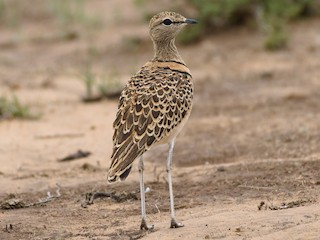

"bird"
[107,11,197,230]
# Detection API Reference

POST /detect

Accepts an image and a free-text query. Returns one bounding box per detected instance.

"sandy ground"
[1,1,320,239]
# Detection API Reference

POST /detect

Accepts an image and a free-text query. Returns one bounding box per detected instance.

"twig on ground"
[57,150,91,162]
[81,191,138,208]
[0,185,62,210]
[258,199,314,211]
[35,133,85,139]
[81,192,114,208]
[238,185,274,190]
[163,176,168,184]
[26,184,61,207]
[154,203,161,214]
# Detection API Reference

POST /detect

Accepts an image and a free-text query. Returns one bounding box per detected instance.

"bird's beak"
[185,18,198,24]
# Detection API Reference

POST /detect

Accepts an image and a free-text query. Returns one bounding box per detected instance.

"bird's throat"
[152,39,184,64]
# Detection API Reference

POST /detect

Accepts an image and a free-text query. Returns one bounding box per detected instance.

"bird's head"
[149,11,197,43]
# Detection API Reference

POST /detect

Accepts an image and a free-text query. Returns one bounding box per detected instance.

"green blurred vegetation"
[182,0,318,50]
[48,0,101,27]
[97,74,123,99]
[0,0,318,51]
[80,67,123,103]
[0,0,23,28]
[0,0,101,29]
[0,95,38,120]
[81,67,96,101]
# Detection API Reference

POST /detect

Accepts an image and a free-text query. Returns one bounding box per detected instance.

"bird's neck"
[152,39,184,64]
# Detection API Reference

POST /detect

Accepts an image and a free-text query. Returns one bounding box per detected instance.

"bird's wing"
[107,64,193,182]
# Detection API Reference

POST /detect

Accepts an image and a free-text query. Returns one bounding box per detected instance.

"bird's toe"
[170,219,184,228]
[140,219,154,230]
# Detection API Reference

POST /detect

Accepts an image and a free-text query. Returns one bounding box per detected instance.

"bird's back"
[107,60,193,182]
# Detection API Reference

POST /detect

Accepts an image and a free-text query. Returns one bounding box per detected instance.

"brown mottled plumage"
[107,61,193,182]
[107,11,197,230]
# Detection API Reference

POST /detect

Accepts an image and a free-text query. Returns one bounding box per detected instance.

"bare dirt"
[1,1,320,239]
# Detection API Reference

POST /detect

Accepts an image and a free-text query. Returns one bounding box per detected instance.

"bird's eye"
[163,19,172,25]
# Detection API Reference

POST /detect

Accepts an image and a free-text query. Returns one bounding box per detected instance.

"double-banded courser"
[107,11,197,230]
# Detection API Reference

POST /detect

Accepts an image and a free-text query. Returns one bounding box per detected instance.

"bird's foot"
[170,219,184,228]
[140,218,154,230]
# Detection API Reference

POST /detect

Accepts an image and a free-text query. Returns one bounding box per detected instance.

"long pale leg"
[139,156,154,230]
[167,140,184,228]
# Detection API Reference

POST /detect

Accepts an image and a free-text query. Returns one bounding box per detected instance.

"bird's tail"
[107,164,132,183]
